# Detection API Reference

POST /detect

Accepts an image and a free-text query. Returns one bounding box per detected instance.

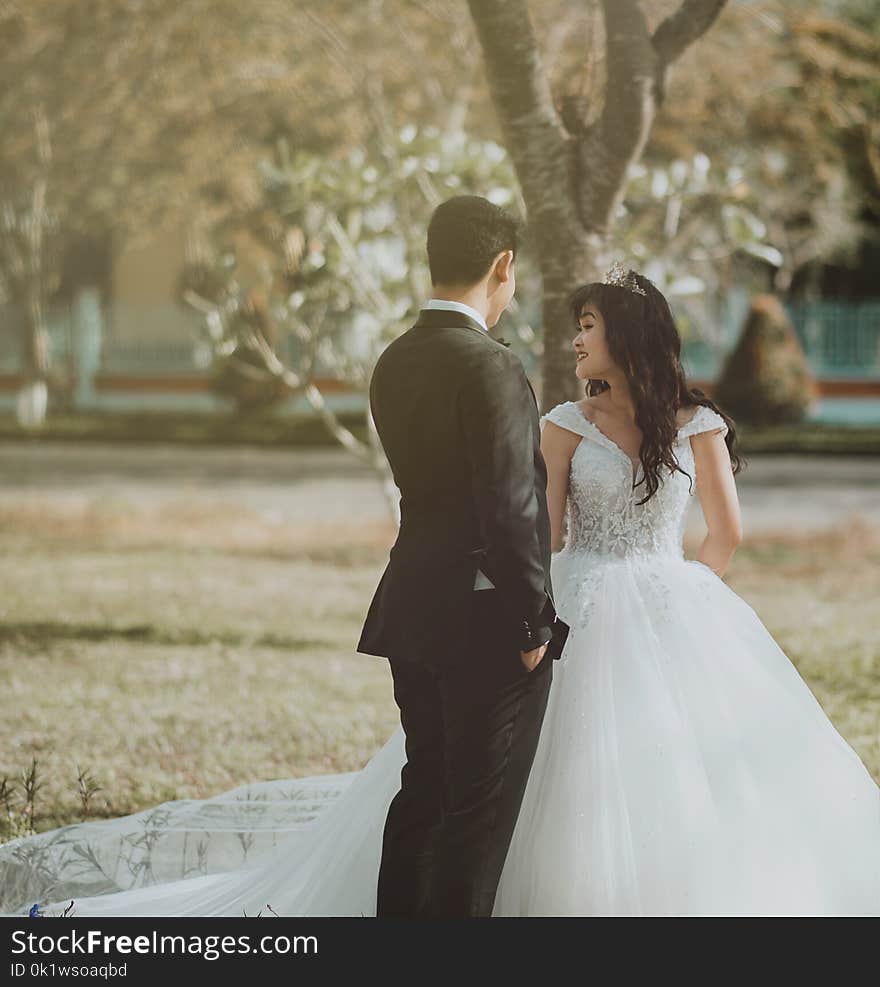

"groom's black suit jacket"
[357,308,569,667]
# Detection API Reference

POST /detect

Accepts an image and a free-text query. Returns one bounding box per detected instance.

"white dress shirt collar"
[421,299,489,333]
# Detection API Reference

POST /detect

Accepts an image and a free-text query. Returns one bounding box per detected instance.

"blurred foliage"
[715,294,820,425]
[0,0,877,409]
[180,125,523,407]
[1,1,876,288]
[0,0,479,253]
[613,153,780,345]
[648,0,880,291]
[186,134,790,401]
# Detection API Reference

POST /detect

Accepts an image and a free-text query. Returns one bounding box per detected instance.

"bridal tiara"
[604,261,647,296]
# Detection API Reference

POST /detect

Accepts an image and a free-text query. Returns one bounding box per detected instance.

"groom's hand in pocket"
[520,642,548,672]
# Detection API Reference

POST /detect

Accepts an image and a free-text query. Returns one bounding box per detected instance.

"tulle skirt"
[2,553,878,916]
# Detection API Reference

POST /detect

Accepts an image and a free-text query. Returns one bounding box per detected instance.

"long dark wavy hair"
[568,272,744,505]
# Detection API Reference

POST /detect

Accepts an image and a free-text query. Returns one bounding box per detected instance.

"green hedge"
[2,412,879,455]
[0,412,361,447]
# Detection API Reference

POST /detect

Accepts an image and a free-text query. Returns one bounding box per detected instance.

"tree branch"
[599,0,656,162]
[652,0,728,70]
[466,0,574,236]
[578,0,727,233]
[576,0,656,232]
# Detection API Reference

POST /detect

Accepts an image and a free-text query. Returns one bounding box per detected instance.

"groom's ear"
[494,249,514,283]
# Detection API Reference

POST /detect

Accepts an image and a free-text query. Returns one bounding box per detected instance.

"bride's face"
[573,303,615,381]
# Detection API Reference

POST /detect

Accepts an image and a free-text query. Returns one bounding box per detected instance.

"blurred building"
[1,234,879,424]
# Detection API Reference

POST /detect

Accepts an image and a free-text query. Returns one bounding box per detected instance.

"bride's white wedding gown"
[2,403,878,917]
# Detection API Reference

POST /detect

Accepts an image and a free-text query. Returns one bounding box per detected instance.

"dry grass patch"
[1,495,876,836]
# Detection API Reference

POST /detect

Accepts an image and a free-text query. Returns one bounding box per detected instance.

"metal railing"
[3,298,879,382]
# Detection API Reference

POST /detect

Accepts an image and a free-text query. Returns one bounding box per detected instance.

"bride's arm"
[540,421,577,553]
[691,429,742,578]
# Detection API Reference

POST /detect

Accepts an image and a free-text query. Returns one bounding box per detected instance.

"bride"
[2,269,878,917]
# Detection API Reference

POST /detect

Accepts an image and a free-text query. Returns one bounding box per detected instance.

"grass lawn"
[1,495,878,837]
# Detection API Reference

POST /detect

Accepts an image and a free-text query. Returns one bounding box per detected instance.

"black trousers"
[376,589,553,917]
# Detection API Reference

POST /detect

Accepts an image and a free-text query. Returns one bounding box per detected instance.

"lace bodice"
[540,401,729,563]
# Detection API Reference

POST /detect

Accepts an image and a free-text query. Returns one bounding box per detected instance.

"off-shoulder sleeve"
[679,404,729,439]
[540,401,592,438]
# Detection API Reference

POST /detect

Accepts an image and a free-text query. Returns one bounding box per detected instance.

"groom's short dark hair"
[427,195,522,286]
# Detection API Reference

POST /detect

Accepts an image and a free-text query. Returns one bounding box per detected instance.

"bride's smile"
[572,304,616,382]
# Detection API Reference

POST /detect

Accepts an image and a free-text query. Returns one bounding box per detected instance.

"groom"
[357,195,568,917]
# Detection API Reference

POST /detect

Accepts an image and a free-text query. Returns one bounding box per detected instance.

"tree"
[1,0,316,424]
[465,0,733,409]
[0,0,479,424]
